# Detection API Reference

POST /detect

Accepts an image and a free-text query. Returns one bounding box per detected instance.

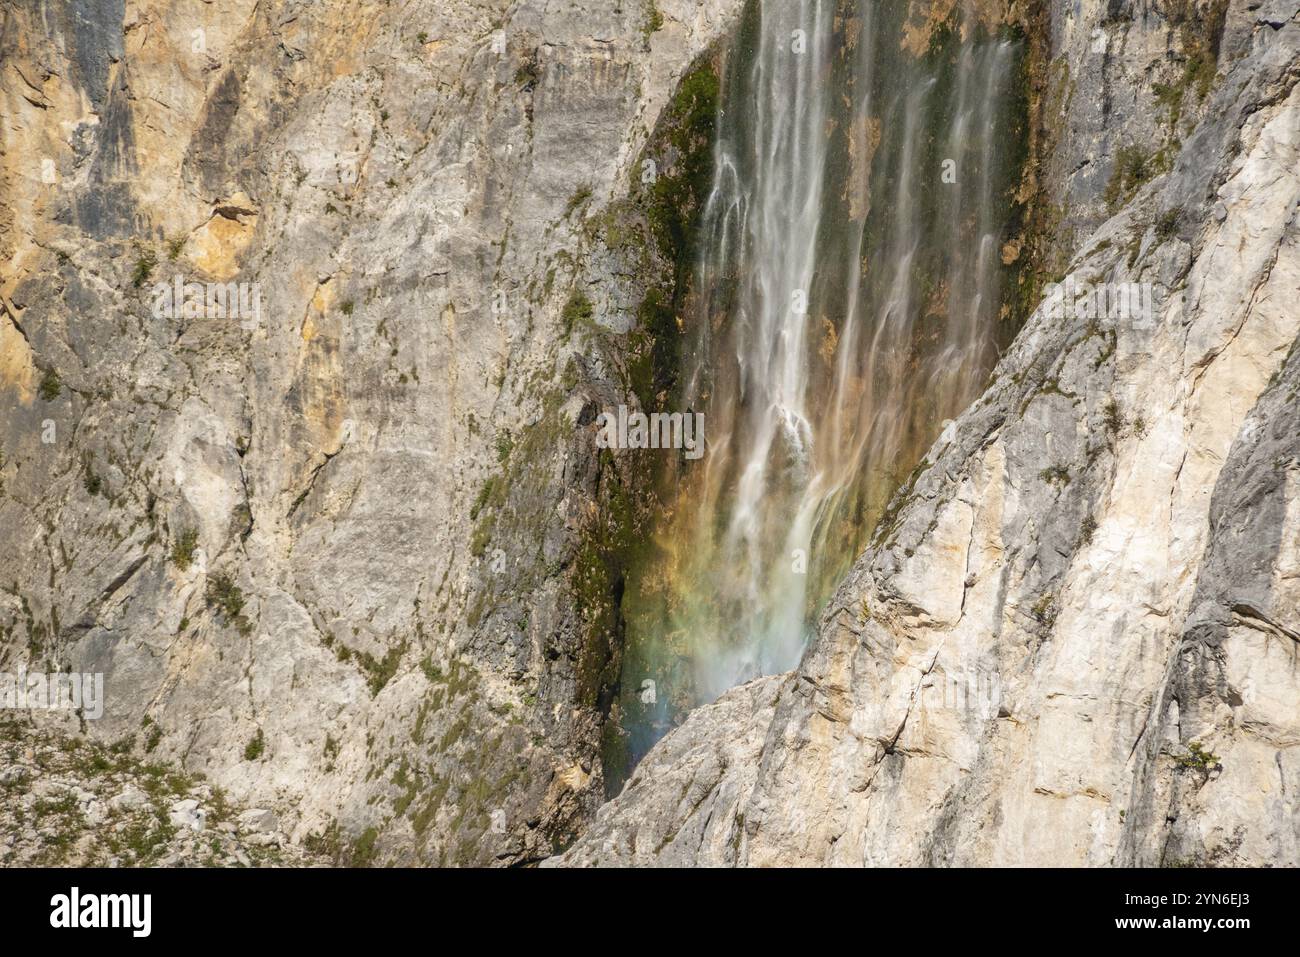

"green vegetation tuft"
[1155,207,1181,242]
[205,573,251,635]
[131,251,157,288]
[561,289,595,337]
[1175,740,1221,771]
[82,456,103,497]
[243,729,265,761]
[38,368,63,401]
[356,641,407,697]
[351,826,380,866]
[1103,398,1124,436]
[170,528,199,571]
[1081,514,1098,546]
[643,0,664,45]
[1039,464,1070,486]
[1031,592,1058,627]
[563,185,592,219]
[1104,145,1157,208]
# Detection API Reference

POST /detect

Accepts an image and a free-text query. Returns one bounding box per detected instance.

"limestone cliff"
[0,0,741,865]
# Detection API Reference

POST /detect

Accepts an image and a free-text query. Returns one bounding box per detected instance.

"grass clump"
[563,185,592,219]
[170,528,199,571]
[1103,398,1124,436]
[142,716,163,753]
[1080,514,1098,546]
[243,729,265,761]
[514,56,539,90]
[131,250,157,288]
[350,826,380,866]
[643,1,664,44]
[1105,146,1155,208]
[561,290,594,336]
[1155,207,1181,242]
[82,456,103,496]
[469,477,497,521]
[357,641,406,697]
[205,573,251,634]
[38,368,62,401]
[420,656,443,683]
[1175,740,1220,771]
[1040,464,1071,486]
[1031,593,1058,627]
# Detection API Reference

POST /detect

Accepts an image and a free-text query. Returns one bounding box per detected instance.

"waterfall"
[607,0,1026,787]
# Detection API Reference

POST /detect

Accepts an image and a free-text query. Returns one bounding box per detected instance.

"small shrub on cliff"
[1031,593,1057,627]
[82,456,103,497]
[243,729,265,761]
[1175,740,1220,772]
[350,826,380,866]
[1103,399,1123,436]
[170,528,199,571]
[1104,146,1154,208]
[205,573,251,635]
[469,477,496,520]
[357,641,406,697]
[643,1,664,45]
[514,57,539,90]
[131,250,157,288]
[38,368,62,401]
[142,716,163,754]
[561,290,594,336]
[1081,514,1098,546]
[1155,207,1182,242]
[563,185,592,219]
[1040,464,1070,486]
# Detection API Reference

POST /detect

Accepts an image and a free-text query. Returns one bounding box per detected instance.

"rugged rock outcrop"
[556,0,1300,866]
[0,0,740,865]
[0,714,326,866]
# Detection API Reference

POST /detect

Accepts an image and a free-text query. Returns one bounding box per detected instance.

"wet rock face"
[0,0,742,865]
[557,2,1300,867]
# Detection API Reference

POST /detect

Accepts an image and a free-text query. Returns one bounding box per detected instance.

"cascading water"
[606,0,1030,789]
